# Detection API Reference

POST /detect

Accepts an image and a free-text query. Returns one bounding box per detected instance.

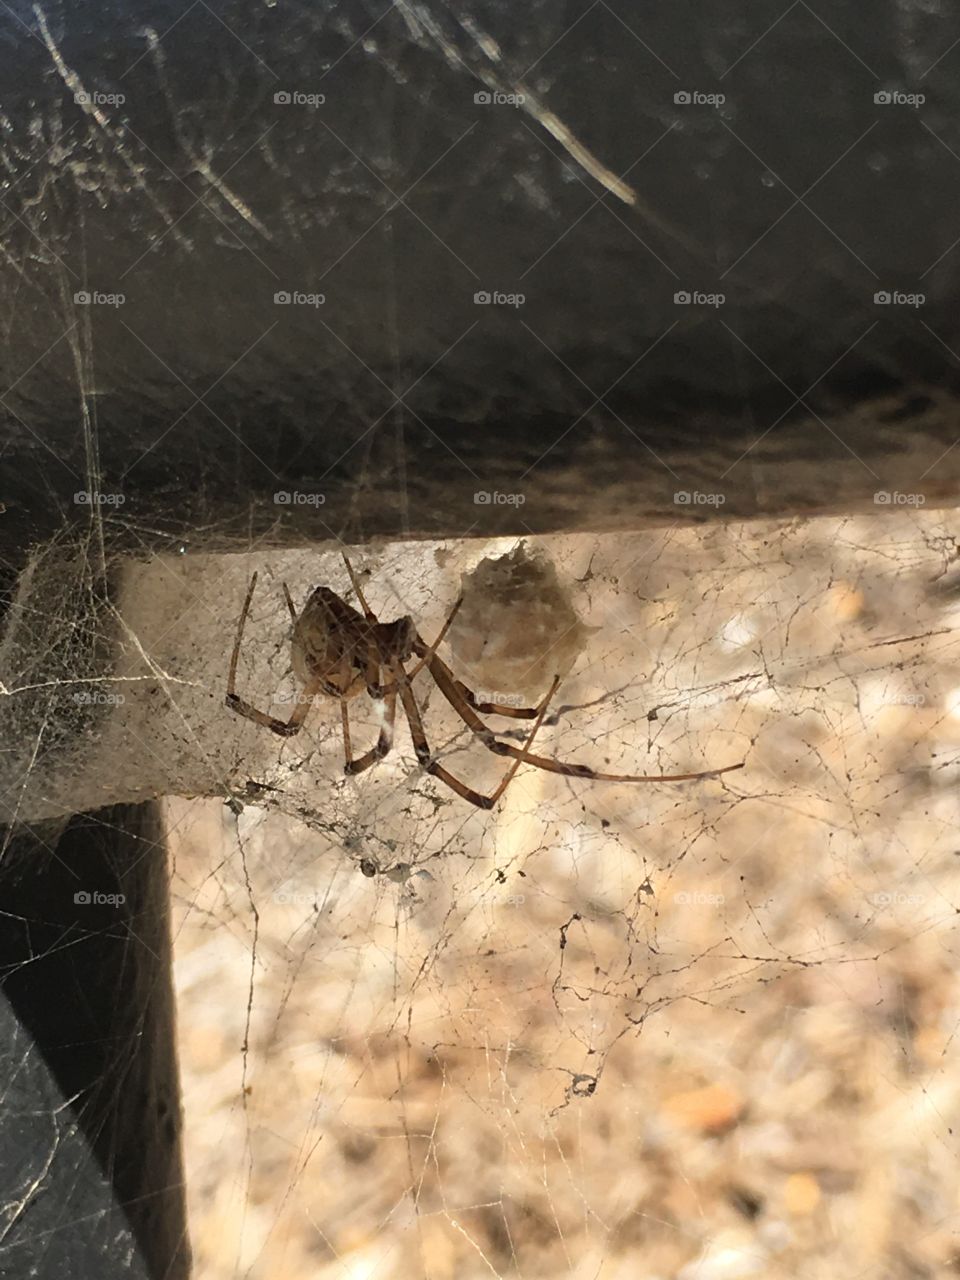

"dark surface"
[2,1,960,560]
[0,804,189,1280]
[0,990,152,1280]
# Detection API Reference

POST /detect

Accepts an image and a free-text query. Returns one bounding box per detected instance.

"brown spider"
[225,555,744,809]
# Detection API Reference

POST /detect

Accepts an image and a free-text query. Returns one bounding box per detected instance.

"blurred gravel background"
[167,512,960,1279]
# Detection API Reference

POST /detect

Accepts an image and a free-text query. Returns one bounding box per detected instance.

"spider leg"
[411,632,541,719]
[339,559,466,698]
[227,571,259,696]
[341,553,377,621]
[403,596,463,683]
[281,582,297,623]
[461,688,543,718]
[225,572,323,735]
[362,636,386,700]
[392,659,559,809]
[337,557,395,701]
[423,649,745,783]
[341,690,398,774]
[372,595,465,698]
[226,676,323,736]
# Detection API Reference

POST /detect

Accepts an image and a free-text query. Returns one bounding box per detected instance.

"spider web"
[4,411,960,1275]
[2,3,960,1278]
[35,512,948,1280]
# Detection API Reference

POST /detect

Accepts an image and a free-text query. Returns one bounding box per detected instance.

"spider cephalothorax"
[226,554,744,808]
[291,587,416,699]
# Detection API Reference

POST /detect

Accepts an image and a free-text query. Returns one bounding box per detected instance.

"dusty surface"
[166,514,960,1279]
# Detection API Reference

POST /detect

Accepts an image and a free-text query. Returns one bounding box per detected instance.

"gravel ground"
[167,513,960,1279]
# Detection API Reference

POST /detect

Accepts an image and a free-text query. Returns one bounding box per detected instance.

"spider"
[225,554,744,809]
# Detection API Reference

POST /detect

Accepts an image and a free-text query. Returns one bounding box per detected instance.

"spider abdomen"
[290,588,417,699]
[291,587,371,697]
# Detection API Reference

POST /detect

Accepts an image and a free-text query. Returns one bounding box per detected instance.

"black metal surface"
[0,986,152,1280]
[0,804,189,1280]
[1,1,959,558]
